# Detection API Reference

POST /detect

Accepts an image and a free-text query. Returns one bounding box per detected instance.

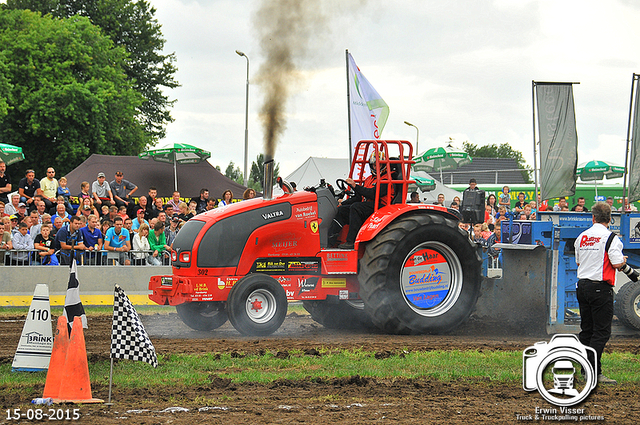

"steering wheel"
[335,179,354,198]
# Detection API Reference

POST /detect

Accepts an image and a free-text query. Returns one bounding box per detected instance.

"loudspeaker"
[461,189,485,224]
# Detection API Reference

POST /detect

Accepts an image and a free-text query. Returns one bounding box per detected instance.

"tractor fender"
[355,204,459,247]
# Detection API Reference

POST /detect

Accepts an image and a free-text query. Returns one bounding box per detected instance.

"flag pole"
[346,49,353,165]
[623,73,638,207]
[532,81,539,203]
[107,357,114,405]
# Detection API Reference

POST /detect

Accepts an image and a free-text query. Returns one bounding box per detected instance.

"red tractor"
[148,140,481,336]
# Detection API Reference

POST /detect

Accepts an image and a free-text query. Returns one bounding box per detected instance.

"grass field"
[2,349,640,394]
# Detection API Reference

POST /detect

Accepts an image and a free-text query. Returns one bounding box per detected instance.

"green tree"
[0,9,146,175]
[4,0,179,141]
[224,161,244,186]
[249,154,280,191]
[462,141,532,183]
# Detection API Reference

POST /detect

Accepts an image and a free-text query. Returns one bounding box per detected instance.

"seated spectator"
[499,185,510,209]
[123,218,134,245]
[100,220,112,239]
[191,188,209,214]
[51,216,64,237]
[624,198,638,211]
[9,215,19,236]
[104,216,131,265]
[188,200,198,216]
[18,169,40,212]
[77,204,93,222]
[149,217,158,230]
[152,197,164,218]
[35,199,47,223]
[92,172,115,209]
[156,212,168,228]
[206,199,217,211]
[11,222,34,265]
[132,208,149,233]
[167,191,181,211]
[110,171,138,217]
[514,192,527,213]
[606,196,617,212]
[117,206,129,220]
[40,167,58,211]
[537,194,548,212]
[76,197,98,217]
[15,202,27,223]
[496,206,508,222]
[57,176,73,212]
[571,197,589,212]
[487,193,498,215]
[148,220,171,265]
[34,223,55,265]
[165,216,180,247]
[553,197,568,211]
[449,201,459,210]
[487,225,502,266]
[136,195,153,222]
[100,205,110,219]
[164,204,174,219]
[27,210,42,240]
[1,216,13,262]
[177,202,193,223]
[435,193,445,206]
[408,191,420,203]
[132,223,151,265]
[54,215,86,265]
[484,204,495,229]
[529,200,538,214]
[77,181,92,202]
[243,188,256,200]
[80,214,103,265]
[520,204,532,220]
[453,196,461,206]
[472,223,487,246]
[0,201,6,218]
[107,205,118,223]
[220,190,233,206]
[51,203,71,225]
[480,223,493,240]
[5,193,20,216]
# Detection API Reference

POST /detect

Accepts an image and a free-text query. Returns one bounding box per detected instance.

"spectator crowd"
[0,164,255,266]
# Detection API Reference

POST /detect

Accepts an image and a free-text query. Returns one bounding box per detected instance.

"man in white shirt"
[574,202,626,385]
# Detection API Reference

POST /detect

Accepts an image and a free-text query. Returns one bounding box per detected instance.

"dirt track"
[1,311,640,424]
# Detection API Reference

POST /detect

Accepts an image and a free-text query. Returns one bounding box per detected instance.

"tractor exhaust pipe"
[263,157,274,200]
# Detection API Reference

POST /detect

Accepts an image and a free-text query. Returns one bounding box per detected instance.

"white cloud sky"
[7,0,640,183]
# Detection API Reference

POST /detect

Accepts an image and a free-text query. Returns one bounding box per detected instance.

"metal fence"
[0,249,172,267]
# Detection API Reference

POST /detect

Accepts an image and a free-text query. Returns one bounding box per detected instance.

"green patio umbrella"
[576,160,625,197]
[409,173,436,191]
[139,143,212,191]
[413,142,472,183]
[0,143,25,166]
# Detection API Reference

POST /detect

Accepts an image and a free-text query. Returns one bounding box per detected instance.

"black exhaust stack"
[263,157,274,200]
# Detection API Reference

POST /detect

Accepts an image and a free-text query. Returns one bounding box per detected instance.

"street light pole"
[404,121,419,154]
[236,50,250,186]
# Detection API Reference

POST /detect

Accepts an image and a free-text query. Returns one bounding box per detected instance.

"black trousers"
[577,279,614,375]
[327,201,374,246]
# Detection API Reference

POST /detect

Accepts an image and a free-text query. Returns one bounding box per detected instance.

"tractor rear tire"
[227,274,288,336]
[176,302,228,331]
[614,281,640,331]
[303,300,375,330]
[359,213,482,334]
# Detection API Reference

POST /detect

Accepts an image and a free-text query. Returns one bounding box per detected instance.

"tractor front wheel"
[359,213,482,334]
[176,302,228,331]
[227,274,288,336]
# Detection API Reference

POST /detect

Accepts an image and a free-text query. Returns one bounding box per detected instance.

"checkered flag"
[111,285,157,368]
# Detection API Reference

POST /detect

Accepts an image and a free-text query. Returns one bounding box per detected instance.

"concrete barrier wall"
[0,265,171,306]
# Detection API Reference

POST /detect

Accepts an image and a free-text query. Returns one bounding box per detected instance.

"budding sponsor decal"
[400,248,451,309]
[293,205,317,221]
[579,235,601,247]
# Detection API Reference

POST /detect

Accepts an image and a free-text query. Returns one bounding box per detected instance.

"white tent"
[284,157,350,190]
[279,157,463,204]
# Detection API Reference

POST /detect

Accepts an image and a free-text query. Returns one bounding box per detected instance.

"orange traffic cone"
[42,316,70,398]
[53,317,103,403]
